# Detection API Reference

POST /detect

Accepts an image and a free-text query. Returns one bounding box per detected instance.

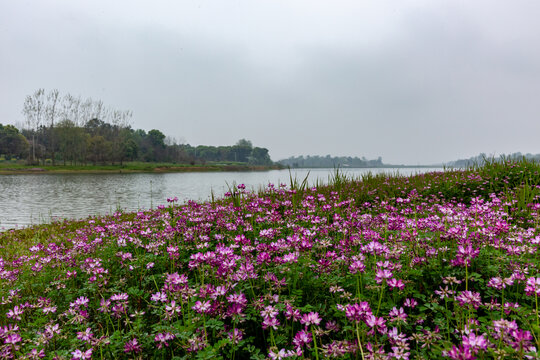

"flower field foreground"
[1,160,540,359]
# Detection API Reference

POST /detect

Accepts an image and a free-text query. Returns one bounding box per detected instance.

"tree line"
[278,154,384,168]
[446,152,540,168]
[0,89,273,166]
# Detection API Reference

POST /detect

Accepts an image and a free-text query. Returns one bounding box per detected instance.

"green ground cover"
[0,159,539,359]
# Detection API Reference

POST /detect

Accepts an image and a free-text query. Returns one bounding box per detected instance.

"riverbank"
[0,159,539,358]
[0,162,284,174]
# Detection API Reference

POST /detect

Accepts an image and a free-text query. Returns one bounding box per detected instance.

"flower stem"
[311,325,320,360]
[356,322,365,360]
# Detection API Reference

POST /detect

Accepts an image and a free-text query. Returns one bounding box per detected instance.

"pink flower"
[349,260,365,274]
[462,333,489,352]
[487,277,505,290]
[165,300,181,316]
[150,292,168,303]
[262,316,280,330]
[293,330,312,348]
[442,345,475,359]
[192,300,211,314]
[365,315,386,334]
[388,278,405,290]
[4,332,22,345]
[260,305,278,319]
[300,312,321,326]
[344,302,372,323]
[227,328,243,344]
[76,328,93,342]
[124,338,142,353]
[456,291,482,309]
[389,307,407,323]
[154,332,175,349]
[71,348,92,360]
[110,293,129,301]
[524,277,540,296]
[6,305,24,321]
[72,296,89,308]
[375,269,393,284]
[403,298,417,308]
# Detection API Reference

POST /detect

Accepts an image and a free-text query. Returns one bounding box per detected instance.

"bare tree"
[91,100,105,121]
[79,98,94,127]
[22,88,46,164]
[46,89,60,165]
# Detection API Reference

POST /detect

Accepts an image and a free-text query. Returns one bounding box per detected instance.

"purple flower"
[375,269,393,284]
[462,333,489,353]
[6,305,24,321]
[300,312,322,327]
[154,332,175,349]
[72,296,89,308]
[260,305,278,319]
[124,338,142,353]
[442,345,475,359]
[262,316,280,330]
[26,348,45,359]
[349,260,365,274]
[365,315,386,334]
[456,291,482,309]
[389,307,407,323]
[403,298,417,308]
[110,293,129,301]
[192,300,211,314]
[344,302,372,323]
[524,277,540,296]
[293,330,312,348]
[76,328,93,342]
[4,332,22,345]
[150,291,168,303]
[71,348,92,360]
[388,278,405,290]
[227,328,243,344]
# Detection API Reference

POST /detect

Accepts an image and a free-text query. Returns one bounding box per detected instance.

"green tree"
[56,120,88,165]
[0,124,29,160]
[119,129,138,164]
[147,129,166,161]
[86,135,111,165]
[251,147,272,165]
[232,138,253,162]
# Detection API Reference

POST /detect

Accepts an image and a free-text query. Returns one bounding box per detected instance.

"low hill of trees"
[278,154,384,168]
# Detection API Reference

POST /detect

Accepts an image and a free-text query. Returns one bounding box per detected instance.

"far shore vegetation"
[1,89,275,169]
[0,159,283,174]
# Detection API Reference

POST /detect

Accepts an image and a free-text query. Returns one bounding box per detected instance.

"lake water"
[0,167,442,230]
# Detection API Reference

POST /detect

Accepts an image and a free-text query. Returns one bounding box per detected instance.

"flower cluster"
[1,162,540,358]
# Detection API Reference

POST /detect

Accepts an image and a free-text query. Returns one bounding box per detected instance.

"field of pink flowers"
[1,160,539,359]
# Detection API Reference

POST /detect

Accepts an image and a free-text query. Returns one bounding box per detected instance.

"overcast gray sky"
[1,0,540,164]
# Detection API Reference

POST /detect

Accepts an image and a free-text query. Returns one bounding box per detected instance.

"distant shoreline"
[0,163,284,174]
[279,165,444,169]
[0,162,448,175]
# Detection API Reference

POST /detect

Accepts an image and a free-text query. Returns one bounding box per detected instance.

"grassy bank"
[0,161,283,174]
[0,159,539,359]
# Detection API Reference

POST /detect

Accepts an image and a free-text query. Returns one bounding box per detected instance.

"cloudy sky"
[1,1,540,164]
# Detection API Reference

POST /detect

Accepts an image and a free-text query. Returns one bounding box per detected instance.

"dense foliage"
[0,124,29,160]
[0,159,539,359]
[278,155,384,168]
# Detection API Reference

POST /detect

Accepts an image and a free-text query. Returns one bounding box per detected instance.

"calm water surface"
[0,167,441,229]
